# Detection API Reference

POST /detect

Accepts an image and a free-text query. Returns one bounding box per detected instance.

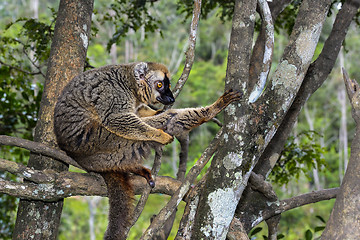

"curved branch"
[0,158,56,183]
[140,129,222,240]
[258,188,339,227]
[171,0,201,99]
[233,188,338,234]
[248,0,274,103]
[0,163,181,201]
[249,172,277,201]
[0,135,84,170]
[0,60,44,76]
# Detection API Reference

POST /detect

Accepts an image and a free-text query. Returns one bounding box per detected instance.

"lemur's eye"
[157,82,163,88]
[169,84,171,88]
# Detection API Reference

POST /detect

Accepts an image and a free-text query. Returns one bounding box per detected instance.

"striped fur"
[54,62,242,240]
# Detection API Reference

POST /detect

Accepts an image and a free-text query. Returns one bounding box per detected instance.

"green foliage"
[0,8,54,238]
[273,0,301,36]
[0,13,55,140]
[0,184,17,240]
[59,197,108,240]
[249,215,326,240]
[0,68,43,139]
[270,131,327,185]
[171,60,226,163]
[177,0,235,22]
[249,227,262,237]
[301,215,326,240]
[0,18,47,237]
[249,226,285,240]
[305,229,313,240]
[2,10,55,63]
[99,0,161,51]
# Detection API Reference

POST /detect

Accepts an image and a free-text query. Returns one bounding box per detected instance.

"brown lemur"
[54,62,242,240]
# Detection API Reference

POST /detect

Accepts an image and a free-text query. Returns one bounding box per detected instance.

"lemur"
[54,62,242,239]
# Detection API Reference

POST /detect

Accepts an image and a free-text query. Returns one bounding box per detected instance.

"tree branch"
[249,0,291,95]
[254,0,360,177]
[0,135,84,170]
[0,158,56,183]
[261,188,339,227]
[0,160,181,201]
[0,136,182,201]
[249,172,277,201]
[170,0,201,100]
[322,68,360,238]
[228,218,249,240]
[235,0,358,235]
[234,187,338,233]
[176,133,190,181]
[0,60,43,76]
[21,47,46,78]
[272,188,338,216]
[268,0,293,19]
[248,0,274,103]
[266,215,281,240]
[140,130,222,240]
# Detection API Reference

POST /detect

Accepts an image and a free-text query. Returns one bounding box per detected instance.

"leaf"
[21,92,29,101]
[316,215,326,224]
[314,226,325,232]
[277,233,285,239]
[305,229,313,240]
[249,227,262,237]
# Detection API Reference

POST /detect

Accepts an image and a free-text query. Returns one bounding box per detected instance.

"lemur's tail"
[101,171,134,240]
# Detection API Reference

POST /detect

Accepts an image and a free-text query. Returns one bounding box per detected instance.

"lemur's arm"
[142,89,242,136]
[101,112,173,144]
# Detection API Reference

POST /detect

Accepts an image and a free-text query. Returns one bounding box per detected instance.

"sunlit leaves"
[3,9,56,64]
[270,131,327,185]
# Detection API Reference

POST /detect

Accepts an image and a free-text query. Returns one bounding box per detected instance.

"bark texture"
[322,70,360,238]
[236,0,360,232]
[190,0,257,239]
[12,0,93,239]
[254,0,360,178]
[191,0,331,238]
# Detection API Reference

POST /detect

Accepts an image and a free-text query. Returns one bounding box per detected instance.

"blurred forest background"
[1,0,359,239]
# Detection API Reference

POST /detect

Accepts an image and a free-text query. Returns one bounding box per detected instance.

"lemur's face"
[149,70,174,105]
[134,62,175,105]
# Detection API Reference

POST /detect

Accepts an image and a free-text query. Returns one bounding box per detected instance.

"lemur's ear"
[134,62,148,83]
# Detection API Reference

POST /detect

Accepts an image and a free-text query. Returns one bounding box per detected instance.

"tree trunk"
[191,0,330,238]
[239,0,359,231]
[12,0,93,239]
[190,0,257,238]
[322,70,360,238]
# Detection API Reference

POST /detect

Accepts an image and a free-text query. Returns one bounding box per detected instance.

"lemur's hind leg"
[128,165,155,188]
